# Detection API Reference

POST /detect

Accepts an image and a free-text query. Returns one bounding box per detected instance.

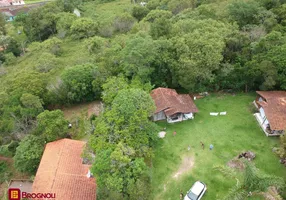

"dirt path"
[0,156,12,162]
[173,156,195,179]
[155,156,195,199]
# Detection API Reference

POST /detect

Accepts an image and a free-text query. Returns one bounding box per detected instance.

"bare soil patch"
[59,101,102,120]
[173,156,194,179]
[227,158,245,171]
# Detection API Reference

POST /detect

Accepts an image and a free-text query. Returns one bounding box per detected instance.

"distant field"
[25,0,51,5]
[82,0,133,24]
[151,93,286,200]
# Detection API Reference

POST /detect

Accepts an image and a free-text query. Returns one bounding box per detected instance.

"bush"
[132,6,150,21]
[71,18,98,39]
[56,12,77,38]
[84,36,105,54]
[0,160,12,183]
[4,53,16,65]
[99,24,114,38]
[113,14,136,33]
[29,38,62,56]
[34,53,58,73]
[7,140,19,156]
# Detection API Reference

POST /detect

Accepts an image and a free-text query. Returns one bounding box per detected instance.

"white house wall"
[153,111,166,121]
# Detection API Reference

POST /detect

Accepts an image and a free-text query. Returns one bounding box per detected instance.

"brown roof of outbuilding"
[151,87,198,116]
[32,139,96,200]
[256,91,286,131]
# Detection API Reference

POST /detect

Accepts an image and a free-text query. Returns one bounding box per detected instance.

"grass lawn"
[82,0,133,24]
[151,93,286,200]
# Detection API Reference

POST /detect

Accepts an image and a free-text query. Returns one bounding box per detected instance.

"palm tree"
[213,159,285,200]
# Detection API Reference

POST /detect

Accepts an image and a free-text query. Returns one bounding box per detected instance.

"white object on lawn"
[158,131,166,138]
[220,112,227,115]
[210,112,219,116]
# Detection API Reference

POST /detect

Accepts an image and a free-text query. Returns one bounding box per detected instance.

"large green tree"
[36,110,68,142]
[61,64,98,103]
[89,84,158,198]
[170,19,235,91]
[119,34,157,82]
[14,135,45,173]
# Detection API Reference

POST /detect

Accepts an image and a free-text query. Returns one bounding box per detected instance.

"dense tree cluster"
[89,77,158,199]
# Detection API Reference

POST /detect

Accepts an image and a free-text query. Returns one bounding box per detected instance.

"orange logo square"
[8,188,21,200]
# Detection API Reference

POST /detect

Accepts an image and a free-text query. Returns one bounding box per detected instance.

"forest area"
[0,0,286,199]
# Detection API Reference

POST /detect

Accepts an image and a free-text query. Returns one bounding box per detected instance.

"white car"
[184,181,207,200]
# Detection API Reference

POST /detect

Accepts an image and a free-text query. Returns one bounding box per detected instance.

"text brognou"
[22,192,56,199]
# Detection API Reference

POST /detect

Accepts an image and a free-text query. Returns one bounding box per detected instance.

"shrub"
[113,14,136,33]
[132,6,150,21]
[71,18,98,39]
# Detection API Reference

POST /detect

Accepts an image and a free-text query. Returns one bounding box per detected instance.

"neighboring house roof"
[32,139,96,200]
[0,0,25,7]
[1,7,30,17]
[0,0,12,7]
[151,87,198,116]
[256,91,286,131]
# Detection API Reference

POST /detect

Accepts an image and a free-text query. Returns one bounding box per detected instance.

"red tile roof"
[256,91,286,131]
[32,139,96,200]
[151,87,198,116]
[0,0,12,7]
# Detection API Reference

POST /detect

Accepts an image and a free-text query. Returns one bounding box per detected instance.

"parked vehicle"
[184,181,207,200]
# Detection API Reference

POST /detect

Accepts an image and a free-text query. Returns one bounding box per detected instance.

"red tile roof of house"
[0,0,12,7]
[151,87,198,116]
[32,139,96,200]
[256,91,286,131]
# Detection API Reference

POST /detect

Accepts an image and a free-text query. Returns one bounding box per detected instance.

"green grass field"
[82,0,133,24]
[151,93,286,200]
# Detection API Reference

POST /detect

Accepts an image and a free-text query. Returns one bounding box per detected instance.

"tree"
[90,87,157,154]
[56,0,83,12]
[214,161,285,200]
[5,38,21,57]
[101,76,129,106]
[89,85,158,198]
[228,0,263,28]
[70,18,98,39]
[20,93,43,111]
[132,6,150,21]
[61,64,98,103]
[36,110,68,142]
[55,12,77,38]
[14,135,45,173]
[34,53,58,73]
[0,13,6,35]
[19,2,62,41]
[168,0,197,14]
[19,93,44,130]
[145,10,173,39]
[170,19,235,91]
[84,36,106,54]
[113,13,136,33]
[8,71,47,99]
[91,143,151,199]
[119,34,157,82]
